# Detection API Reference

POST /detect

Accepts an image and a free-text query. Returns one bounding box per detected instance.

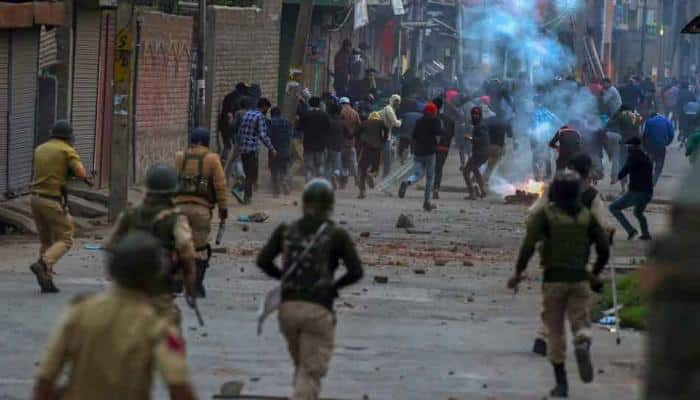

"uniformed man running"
[508,171,610,398]
[175,127,228,298]
[32,232,197,400]
[528,153,615,358]
[257,179,364,400]
[108,165,196,328]
[29,120,89,293]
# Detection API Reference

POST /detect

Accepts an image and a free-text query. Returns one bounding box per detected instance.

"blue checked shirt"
[237,109,274,154]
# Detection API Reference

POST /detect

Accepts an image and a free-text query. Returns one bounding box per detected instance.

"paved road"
[0,146,690,400]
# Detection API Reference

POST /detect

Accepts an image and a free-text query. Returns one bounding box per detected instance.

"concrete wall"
[134,11,193,182]
[206,1,282,150]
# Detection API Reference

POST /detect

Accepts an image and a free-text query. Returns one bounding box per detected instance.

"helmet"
[50,120,74,141]
[302,178,334,220]
[550,170,581,214]
[190,127,210,147]
[145,164,178,195]
[108,232,166,291]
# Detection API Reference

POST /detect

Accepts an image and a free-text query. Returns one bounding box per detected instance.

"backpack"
[178,152,212,200]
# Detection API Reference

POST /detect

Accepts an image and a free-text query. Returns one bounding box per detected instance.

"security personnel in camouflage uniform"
[175,127,228,298]
[529,154,615,357]
[29,120,88,293]
[257,179,363,400]
[108,165,196,328]
[508,170,610,398]
[32,232,197,400]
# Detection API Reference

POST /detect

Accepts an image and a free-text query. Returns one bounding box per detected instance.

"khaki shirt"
[31,139,87,198]
[108,208,196,267]
[175,145,227,210]
[35,288,190,400]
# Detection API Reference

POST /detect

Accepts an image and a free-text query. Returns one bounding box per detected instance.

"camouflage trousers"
[541,282,592,364]
[279,301,335,400]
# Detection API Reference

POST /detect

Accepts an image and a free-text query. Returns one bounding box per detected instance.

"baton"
[187,296,205,327]
[215,220,226,245]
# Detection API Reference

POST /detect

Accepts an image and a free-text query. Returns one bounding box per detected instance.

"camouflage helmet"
[145,164,178,195]
[302,178,334,219]
[107,232,166,291]
[50,120,74,141]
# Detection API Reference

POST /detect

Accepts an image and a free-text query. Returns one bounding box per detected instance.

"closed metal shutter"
[0,32,8,196]
[39,26,58,70]
[71,9,101,174]
[8,28,39,195]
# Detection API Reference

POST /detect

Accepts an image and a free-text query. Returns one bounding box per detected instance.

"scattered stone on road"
[396,213,415,229]
[413,269,426,275]
[374,275,388,284]
[360,231,371,238]
[219,381,244,396]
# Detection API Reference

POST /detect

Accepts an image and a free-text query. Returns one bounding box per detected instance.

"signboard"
[354,0,369,30]
[113,29,133,84]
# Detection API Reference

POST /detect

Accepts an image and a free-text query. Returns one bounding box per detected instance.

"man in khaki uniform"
[508,171,610,398]
[175,127,228,298]
[29,120,88,293]
[33,232,197,400]
[108,165,196,328]
[257,179,363,400]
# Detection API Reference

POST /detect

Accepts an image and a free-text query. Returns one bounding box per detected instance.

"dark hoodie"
[412,116,444,157]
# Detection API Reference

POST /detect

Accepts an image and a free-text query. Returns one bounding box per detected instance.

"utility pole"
[195,0,207,127]
[639,0,649,75]
[282,0,314,121]
[109,0,136,221]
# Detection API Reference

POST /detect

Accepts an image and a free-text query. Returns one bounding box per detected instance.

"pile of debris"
[504,189,540,206]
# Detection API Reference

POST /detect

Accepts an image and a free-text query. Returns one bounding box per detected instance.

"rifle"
[257,222,329,335]
[61,177,94,211]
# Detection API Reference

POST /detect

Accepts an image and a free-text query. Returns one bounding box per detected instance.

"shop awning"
[682,14,700,34]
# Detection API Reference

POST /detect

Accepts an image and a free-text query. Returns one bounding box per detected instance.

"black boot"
[574,339,594,383]
[195,260,208,298]
[532,337,547,357]
[550,363,568,398]
[44,280,60,293]
[30,259,55,293]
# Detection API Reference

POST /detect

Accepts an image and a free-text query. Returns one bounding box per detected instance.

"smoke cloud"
[459,0,600,193]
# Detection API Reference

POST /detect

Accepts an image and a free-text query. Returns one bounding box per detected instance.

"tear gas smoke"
[460,0,600,193]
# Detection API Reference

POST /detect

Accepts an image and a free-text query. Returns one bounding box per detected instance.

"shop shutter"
[0,32,8,196]
[71,9,101,174]
[8,28,39,195]
[39,26,58,70]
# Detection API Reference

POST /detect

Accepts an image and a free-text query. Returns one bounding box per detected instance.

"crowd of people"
[24,34,699,398]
